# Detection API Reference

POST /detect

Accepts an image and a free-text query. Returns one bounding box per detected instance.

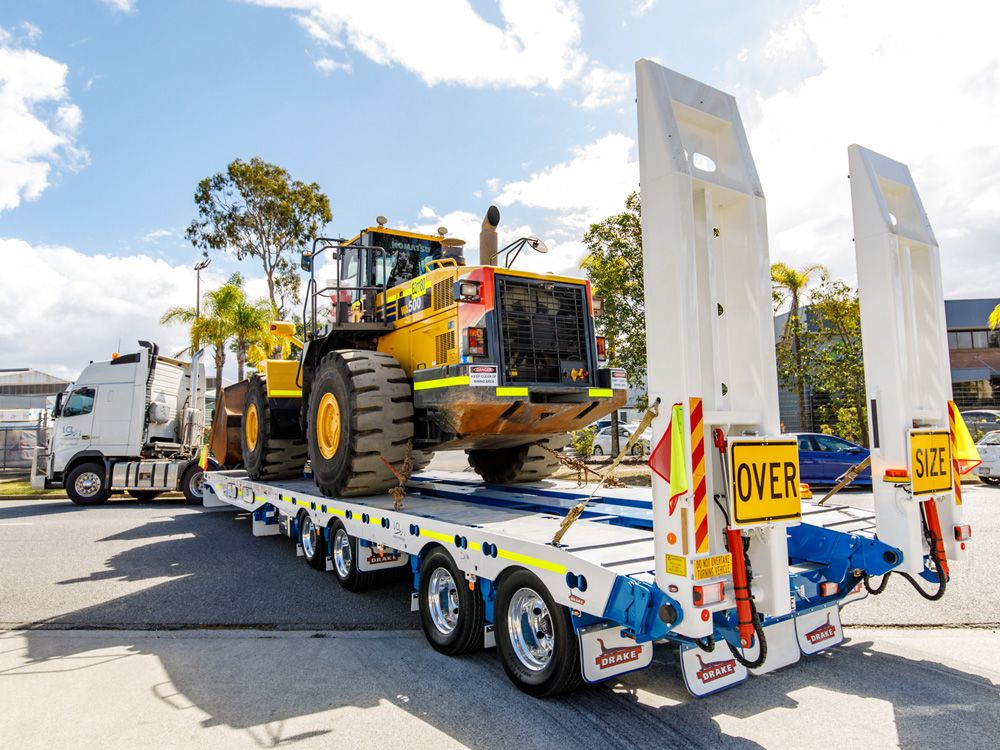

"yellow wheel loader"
[211,207,627,497]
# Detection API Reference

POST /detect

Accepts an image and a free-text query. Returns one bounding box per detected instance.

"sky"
[2,0,999,380]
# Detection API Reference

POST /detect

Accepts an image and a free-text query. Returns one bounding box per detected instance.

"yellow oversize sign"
[910,430,953,496]
[728,439,802,526]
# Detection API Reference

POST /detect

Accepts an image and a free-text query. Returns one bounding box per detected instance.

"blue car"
[791,433,871,487]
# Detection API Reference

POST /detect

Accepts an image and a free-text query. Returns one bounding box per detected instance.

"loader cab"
[347,227,460,290]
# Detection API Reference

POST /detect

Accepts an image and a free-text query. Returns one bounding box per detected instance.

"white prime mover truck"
[31,341,216,505]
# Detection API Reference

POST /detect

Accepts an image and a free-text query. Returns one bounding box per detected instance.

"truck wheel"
[307,350,414,497]
[242,374,308,481]
[181,463,212,504]
[66,462,110,506]
[328,520,377,591]
[467,437,567,484]
[298,512,326,571]
[495,569,582,697]
[128,490,162,501]
[418,548,485,655]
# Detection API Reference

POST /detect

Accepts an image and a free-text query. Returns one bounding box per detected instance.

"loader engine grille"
[433,278,452,311]
[495,276,592,384]
[436,330,456,365]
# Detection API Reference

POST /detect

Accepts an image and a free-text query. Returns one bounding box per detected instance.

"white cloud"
[0,28,89,212]
[742,0,1000,297]
[141,228,180,242]
[101,0,136,13]
[579,65,631,109]
[313,56,351,74]
[494,133,638,226]
[630,0,656,16]
[0,239,211,379]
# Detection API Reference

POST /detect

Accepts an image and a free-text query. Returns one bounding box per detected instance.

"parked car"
[792,433,871,486]
[592,425,650,456]
[960,410,1000,440]
[973,430,1000,486]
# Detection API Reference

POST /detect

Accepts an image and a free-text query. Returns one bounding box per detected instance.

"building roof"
[0,369,69,387]
[944,298,1000,330]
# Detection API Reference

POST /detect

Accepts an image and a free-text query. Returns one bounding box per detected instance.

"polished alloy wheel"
[427,567,460,635]
[507,587,554,671]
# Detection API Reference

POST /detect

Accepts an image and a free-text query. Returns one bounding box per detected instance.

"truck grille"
[495,276,592,384]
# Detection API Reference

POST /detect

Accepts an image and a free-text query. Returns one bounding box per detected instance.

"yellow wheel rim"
[245,403,259,452]
[316,392,341,460]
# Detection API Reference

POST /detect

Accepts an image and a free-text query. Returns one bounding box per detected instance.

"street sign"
[909,430,952,496]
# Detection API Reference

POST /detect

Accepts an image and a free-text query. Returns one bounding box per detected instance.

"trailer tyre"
[307,350,414,497]
[467,436,567,484]
[418,548,485,655]
[66,462,110,506]
[495,569,582,697]
[328,520,377,591]
[298,512,326,571]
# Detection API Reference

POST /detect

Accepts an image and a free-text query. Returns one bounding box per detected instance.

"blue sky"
[2,0,999,378]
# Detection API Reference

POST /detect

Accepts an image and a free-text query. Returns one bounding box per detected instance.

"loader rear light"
[454,280,481,302]
[820,582,839,597]
[596,336,608,362]
[954,524,972,541]
[464,327,487,356]
[692,581,725,607]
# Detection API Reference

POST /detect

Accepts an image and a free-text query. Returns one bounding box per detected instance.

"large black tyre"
[467,436,567,484]
[298,511,326,571]
[328,519,377,591]
[418,548,485,655]
[980,476,1000,486]
[128,490,162,501]
[66,462,110,506]
[307,350,414,497]
[242,374,308,481]
[411,449,433,473]
[494,568,582,697]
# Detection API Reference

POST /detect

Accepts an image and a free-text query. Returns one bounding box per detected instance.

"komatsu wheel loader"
[211,207,627,497]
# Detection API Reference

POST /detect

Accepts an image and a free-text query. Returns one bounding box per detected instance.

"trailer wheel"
[242,374,308,481]
[418,548,485,655]
[128,490,161,501]
[66,462,110,506]
[495,569,582,697]
[467,437,567,484]
[307,350,414,497]
[298,512,326,571]
[328,520,377,591]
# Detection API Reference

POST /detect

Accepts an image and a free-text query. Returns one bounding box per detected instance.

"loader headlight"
[454,279,482,302]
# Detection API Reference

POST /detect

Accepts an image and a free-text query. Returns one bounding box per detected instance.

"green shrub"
[570,426,597,459]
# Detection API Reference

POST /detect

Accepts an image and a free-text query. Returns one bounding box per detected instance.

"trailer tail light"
[596,336,608,362]
[464,327,487,356]
[820,582,839,597]
[954,524,972,541]
[692,581,725,607]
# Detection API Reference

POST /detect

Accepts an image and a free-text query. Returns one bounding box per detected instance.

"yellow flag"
[198,444,210,471]
[948,401,981,475]
[648,403,689,507]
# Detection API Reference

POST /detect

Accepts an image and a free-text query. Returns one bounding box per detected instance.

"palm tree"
[772,262,828,431]
[230,296,277,380]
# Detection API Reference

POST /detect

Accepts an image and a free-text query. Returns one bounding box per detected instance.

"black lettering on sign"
[784,461,797,497]
[752,464,766,498]
[915,448,925,478]
[736,464,751,502]
[768,463,780,498]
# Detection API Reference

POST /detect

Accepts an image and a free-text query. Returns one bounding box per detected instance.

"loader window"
[368,232,440,287]
[62,387,95,417]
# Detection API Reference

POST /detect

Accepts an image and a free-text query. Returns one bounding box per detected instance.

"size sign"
[728,439,802,527]
[909,430,953,496]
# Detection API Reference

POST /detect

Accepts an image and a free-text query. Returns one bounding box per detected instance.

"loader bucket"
[209,380,250,467]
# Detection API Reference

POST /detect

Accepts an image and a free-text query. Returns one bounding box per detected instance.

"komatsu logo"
[805,613,837,645]
[695,653,737,683]
[595,638,641,670]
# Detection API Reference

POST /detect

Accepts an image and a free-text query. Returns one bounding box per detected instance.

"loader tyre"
[467,436,567,484]
[307,350,414,497]
[410,449,433,473]
[242,374,308,481]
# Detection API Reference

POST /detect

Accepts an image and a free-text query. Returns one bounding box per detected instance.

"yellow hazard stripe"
[414,375,470,391]
[496,386,528,397]
[420,529,454,543]
[497,548,567,574]
[588,388,613,398]
[269,389,302,398]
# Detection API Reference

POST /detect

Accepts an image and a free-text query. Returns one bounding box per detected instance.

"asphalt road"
[1,473,998,748]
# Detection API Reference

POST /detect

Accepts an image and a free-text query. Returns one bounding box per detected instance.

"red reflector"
[954,524,972,541]
[820,582,839,596]
[692,581,725,607]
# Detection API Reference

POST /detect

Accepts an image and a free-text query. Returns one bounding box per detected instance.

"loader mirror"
[301,252,313,272]
[528,237,549,254]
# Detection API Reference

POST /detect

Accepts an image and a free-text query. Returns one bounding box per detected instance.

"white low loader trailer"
[202,61,970,697]
[31,341,214,505]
